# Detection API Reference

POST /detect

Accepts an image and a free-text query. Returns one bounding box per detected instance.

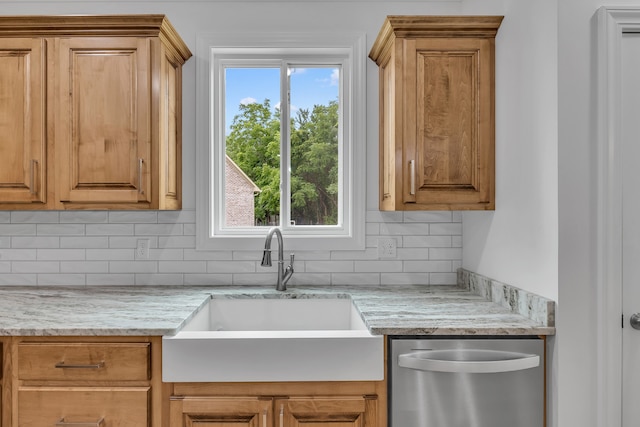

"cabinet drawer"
[18,342,150,381]
[18,387,149,427]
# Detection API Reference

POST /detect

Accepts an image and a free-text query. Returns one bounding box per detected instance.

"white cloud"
[331,68,339,86]
[240,97,257,105]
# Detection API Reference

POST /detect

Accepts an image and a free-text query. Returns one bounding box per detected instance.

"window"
[196,32,366,251]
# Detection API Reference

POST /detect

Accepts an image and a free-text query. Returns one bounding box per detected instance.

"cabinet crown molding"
[0,14,192,61]
[369,15,503,64]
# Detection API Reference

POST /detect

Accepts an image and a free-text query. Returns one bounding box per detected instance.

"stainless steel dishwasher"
[390,337,544,427]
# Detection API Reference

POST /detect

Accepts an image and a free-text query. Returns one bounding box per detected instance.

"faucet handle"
[289,253,295,267]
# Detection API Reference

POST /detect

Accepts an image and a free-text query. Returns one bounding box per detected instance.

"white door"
[621,31,640,427]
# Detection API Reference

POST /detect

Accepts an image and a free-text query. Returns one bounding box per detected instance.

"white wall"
[461,0,559,302]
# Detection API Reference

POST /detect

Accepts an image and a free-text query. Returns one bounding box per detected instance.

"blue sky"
[224,67,339,134]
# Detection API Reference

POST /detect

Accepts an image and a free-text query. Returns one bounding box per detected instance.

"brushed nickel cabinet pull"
[54,361,104,369]
[262,409,267,427]
[138,158,145,194]
[279,404,284,427]
[409,159,416,195]
[30,159,37,195]
[55,417,104,427]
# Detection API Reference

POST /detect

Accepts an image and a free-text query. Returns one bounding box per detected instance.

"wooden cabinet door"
[0,38,46,204]
[404,37,494,209]
[56,37,151,206]
[18,387,149,427]
[170,396,273,427]
[277,396,377,427]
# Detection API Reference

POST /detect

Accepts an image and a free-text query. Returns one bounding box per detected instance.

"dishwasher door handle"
[398,349,540,374]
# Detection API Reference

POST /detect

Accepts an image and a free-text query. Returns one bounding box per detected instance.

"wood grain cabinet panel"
[18,342,150,381]
[18,387,149,427]
[369,16,502,210]
[0,15,191,210]
[170,396,273,427]
[277,396,376,427]
[0,38,46,206]
[170,379,388,427]
[56,37,152,206]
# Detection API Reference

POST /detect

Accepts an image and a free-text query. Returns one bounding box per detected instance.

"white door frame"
[595,6,640,427]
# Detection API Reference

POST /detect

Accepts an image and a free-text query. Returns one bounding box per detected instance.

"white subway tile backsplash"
[404,235,452,248]
[109,211,158,223]
[380,272,430,285]
[404,260,452,273]
[331,272,380,285]
[61,236,108,249]
[86,249,135,261]
[429,247,463,260]
[304,260,354,273]
[37,224,84,235]
[355,260,403,273]
[12,236,59,249]
[184,273,233,285]
[404,211,453,222]
[86,224,133,236]
[0,274,37,285]
[61,261,109,274]
[0,224,37,235]
[0,209,462,286]
[160,261,207,274]
[135,223,183,236]
[430,272,458,285]
[430,223,462,235]
[208,260,256,274]
[109,236,159,249]
[13,261,59,273]
[38,273,86,286]
[158,236,196,248]
[38,249,85,261]
[12,211,59,223]
[87,273,135,286]
[60,211,108,224]
[135,273,184,286]
[148,248,184,261]
[109,261,157,274]
[0,249,37,261]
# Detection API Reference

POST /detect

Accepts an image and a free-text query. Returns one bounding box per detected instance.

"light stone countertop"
[0,274,556,336]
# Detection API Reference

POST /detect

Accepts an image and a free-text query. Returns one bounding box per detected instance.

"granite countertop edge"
[0,271,556,337]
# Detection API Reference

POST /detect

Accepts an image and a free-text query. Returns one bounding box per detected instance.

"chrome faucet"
[260,227,294,291]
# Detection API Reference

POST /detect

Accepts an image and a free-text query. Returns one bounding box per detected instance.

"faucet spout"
[261,227,294,291]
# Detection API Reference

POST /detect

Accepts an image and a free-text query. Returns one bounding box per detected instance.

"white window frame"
[195,31,366,251]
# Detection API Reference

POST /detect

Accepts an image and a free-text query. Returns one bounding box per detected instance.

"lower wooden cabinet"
[18,387,149,426]
[170,395,378,427]
[169,380,385,427]
[7,336,165,427]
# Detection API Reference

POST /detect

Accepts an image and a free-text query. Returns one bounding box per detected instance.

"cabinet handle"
[138,158,145,195]
[54,361,104,369]
[409,159,416,195]
[55,417,104,427]
[30,159,37,195]
[262,409,267,427]
[279,404,284,427]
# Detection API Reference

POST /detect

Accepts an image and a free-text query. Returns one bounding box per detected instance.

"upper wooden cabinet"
[369,16,502,210]
[0,15,192,210]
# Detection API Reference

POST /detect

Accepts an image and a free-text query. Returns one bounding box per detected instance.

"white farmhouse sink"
[162,297,384,382]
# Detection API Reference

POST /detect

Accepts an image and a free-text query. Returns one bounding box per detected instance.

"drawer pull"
[54,361,105,369]
[55,417,104,427]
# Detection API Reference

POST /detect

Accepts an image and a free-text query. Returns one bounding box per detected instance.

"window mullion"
[280,62,292,229]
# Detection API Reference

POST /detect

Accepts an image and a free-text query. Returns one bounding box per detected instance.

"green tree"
[226,98,339,226]
[225,100,280,225]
